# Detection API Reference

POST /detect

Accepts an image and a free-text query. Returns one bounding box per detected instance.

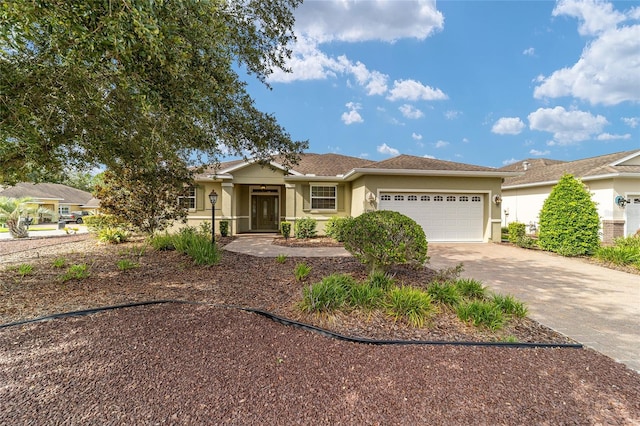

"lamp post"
[208,189,218,244]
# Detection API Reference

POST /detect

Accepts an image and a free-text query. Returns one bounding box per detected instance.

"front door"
[252,195,279,231]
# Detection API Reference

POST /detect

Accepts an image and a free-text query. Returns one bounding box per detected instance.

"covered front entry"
[251,190,279,232]
[379,192,485,242]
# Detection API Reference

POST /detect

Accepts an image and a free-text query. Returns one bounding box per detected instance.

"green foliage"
[280,221,292,239]
[294,218,317,239]
[507,222,526,244]
[348,283,386,311]
[491,294,528,318]
[60,264,90,282]
[595,244,640,268]
[384,286,433,328]
[294,262,312,281]
[299,274,354,313]
[538,174,601,256]
[16,263,34,277]
[0,1,307,185]
[83,214,128,233]
[324,216,354,242]
[457,301,504,330]
[148,232,176,251]
[93,163,193,235]
[275,254,287,264]
[52,257,67,268]
[219,221,229,237]
[117,259,139,271]
[98,228,130,244]
[433,263,464,282]
[427,281,462,307]
[366,270,396,291]
[455,278,487,300]
[148,227,219,265]
[515,235,538,249]
[342,210,428,273]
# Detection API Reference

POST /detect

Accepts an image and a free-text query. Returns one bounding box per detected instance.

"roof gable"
[0,183,93,204]
[369,154,497,172]
[503,150,640,187]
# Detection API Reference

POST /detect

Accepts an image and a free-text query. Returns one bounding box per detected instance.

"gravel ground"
[1,236,639,424]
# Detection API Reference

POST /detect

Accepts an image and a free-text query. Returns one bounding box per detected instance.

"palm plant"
[0,197,52,238]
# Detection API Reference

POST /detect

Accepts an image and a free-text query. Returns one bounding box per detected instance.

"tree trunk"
[6,218,28,238]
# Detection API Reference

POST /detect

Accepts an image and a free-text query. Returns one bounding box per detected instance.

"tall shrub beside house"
[342,210,428,273]
[538,174,600,256]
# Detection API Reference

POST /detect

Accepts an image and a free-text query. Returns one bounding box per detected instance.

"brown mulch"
[1,235,639,424]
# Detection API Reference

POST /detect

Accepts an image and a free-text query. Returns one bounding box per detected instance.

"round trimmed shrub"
[538,174,600,256]
[342,210,428,272]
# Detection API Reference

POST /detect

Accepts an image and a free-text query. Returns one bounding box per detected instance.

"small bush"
[491,294,528,318]
[507,222,526,244]
[324,216,354,242]
[294,218,317,239]
[219,221,229,237]
[16,263,33,277]
[98,227,130,244]
[595,245,640,266]
[455,278,487,300]
[299,274,354,313]
[433,263,464,282]
[385,286,433,327]
[457,300,504,330]
[83,214,127,233]
[149,232,175,251]
[280,221,292,239]
[366,270,395,291]
[538,174,600,256]
[348,283,385,311]
[52,257,67,268]
[182,234,220,266]
[342,210,428,273]
[427,281,461,307]
[275,254,287,264]
[515,235,537,249]
[294,262,312,281]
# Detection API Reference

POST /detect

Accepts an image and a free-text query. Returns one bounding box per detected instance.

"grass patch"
[299,274,354,313]
[275,254,287,264]
[149,228,220,265]
[60,263,90,282]
[492,294,528,318]
[294,262,312,281]
[455,278,487,300]
[457,300,504,330]
[349,282,385,311]
[426,281,461,307]
[52,257,67,268]
[385,286,433,328]
[117,259,139,271]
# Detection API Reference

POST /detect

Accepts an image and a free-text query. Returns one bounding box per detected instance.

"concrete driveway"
[429,243,640,372]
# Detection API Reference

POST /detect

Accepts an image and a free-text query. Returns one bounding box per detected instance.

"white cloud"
[412,132,423,140]
[341,102,364,125]
[553,0,626,36]
[294,0,444,43]
[622,117,639,128]
[399,104,424,119]
[444,110,461,120]
[387,79,448,101]
[462,137,469,143]
[529,149,551,156]
[596,133,631,141]
[434,140,449,148]
[534,2,640,105]
[502,158,519,166]
[423,154,436,159]
[492,117,525,135]
[528,106,608,144]
[523,47,535,56]
[377,143,400,156]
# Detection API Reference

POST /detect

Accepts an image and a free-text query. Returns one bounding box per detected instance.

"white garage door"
[378,193,484,242]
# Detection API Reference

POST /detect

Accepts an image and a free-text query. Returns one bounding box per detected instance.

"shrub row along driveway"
[429,243,640,373]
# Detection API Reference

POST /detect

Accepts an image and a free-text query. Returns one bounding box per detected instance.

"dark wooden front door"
[252,195,278,231]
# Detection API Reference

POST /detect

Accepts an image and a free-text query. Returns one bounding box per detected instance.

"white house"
[500,150,640,243]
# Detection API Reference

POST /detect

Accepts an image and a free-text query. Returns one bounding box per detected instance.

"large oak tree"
[0,0,307,185]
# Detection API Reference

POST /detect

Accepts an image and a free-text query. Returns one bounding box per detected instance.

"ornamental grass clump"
[456,300,504,330]
[491,294,528,318]
[426,281,462,307]
[455,278,487,300]
[299,274,355,313]
[595,235,640,269]
[384,286,433,327]
[348,283,385,311]
[366,270,396,291]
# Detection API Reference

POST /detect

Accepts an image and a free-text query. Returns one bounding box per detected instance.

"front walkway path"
[429,243,640,372]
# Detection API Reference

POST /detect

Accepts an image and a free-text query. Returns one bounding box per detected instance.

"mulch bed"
[1,235,639,423]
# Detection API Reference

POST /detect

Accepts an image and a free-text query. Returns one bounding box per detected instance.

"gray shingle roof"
[362,154,497,172]
[0,183,94,205]
[502,150,640,187]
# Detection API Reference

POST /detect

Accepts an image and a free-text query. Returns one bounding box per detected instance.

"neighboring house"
[500,150,640,243]
[0,182,97,223]
[186,153,519,242]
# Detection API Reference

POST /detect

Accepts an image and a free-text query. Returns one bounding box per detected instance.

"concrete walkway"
[226,235,639,372]
[429,243,639,373]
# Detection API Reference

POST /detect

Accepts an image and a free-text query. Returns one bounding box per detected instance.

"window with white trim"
[394,195,404,201]
[179,187,196,210]
[381,194,391,201]
[311,185,337,210]
[459,196,469,202]
[408,195,417,201]
[434,195,443,202]
[446,196,456,202]
[471,196,481,202]
[421,195,430,201]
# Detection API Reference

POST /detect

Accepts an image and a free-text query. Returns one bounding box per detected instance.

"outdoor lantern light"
[209,189,218,244]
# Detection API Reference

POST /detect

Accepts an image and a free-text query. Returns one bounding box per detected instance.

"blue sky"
[243,0,639,168]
